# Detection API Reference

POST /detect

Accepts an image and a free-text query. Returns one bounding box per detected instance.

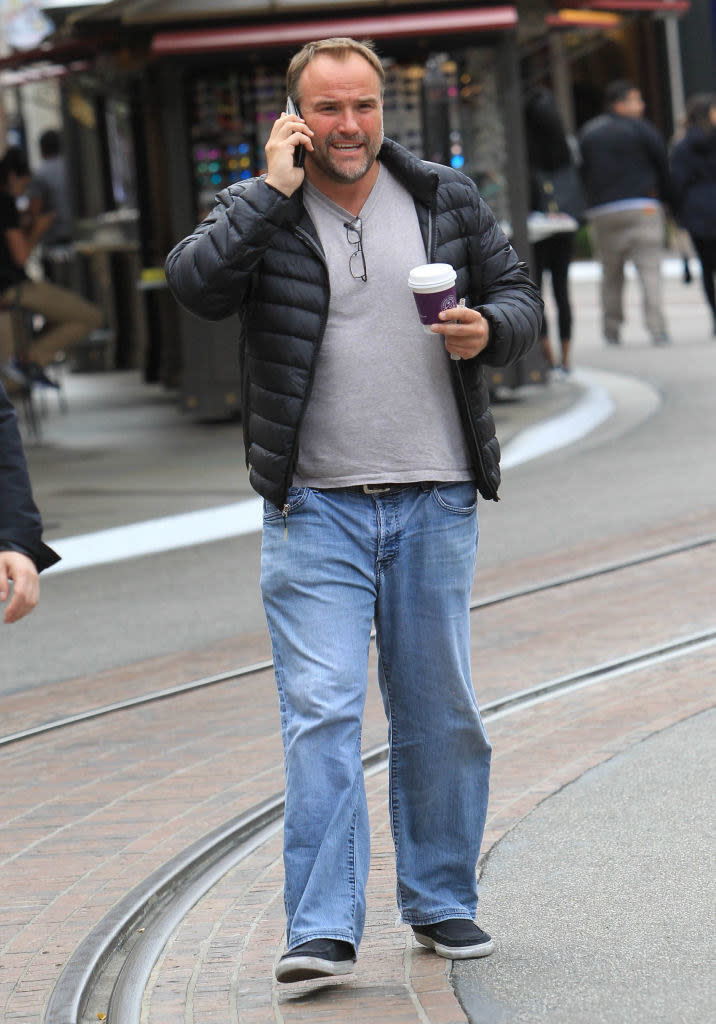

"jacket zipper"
[279,225,330,536]
[426,203,497,500]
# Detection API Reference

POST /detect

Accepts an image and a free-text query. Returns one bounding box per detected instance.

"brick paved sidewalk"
[141,649,714,1024]
[0,531,713,1023]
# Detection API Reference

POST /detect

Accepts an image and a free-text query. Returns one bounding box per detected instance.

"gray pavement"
[3,261,715,1022]
[454,709,716,1024]
[22,365,582,538]
[5,353,587,691]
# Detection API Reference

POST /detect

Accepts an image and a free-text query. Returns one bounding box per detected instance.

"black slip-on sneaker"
[412,919,494,959]
[275,938,356,983]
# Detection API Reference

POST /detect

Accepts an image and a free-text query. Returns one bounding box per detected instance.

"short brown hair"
[286,37,385,104]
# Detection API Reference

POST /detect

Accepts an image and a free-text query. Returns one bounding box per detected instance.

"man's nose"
[337,107,360,134]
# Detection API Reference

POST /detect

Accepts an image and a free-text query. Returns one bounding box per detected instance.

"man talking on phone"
[166,37,541,983]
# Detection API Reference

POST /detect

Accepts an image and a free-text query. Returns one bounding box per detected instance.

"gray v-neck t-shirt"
[294,166,472,488]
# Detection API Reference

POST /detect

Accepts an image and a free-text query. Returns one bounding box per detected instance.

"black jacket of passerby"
[579,112,673,209]
[166,137,542,509]
[670,126,716,239]
[0,381,59,571]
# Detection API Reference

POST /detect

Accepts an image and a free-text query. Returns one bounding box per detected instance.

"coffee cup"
[408,263,458,335]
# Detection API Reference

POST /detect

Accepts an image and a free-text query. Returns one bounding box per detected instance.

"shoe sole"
[275,954,355,983]
[413,931,495,960]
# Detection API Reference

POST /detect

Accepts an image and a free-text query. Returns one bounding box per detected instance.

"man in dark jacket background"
[579,79,673,346]
[166,36,541,985]
[1,379,59,622]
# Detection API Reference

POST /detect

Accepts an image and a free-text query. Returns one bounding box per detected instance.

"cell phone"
[285,96,306,168]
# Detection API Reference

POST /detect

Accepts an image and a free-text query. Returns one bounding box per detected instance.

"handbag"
[534,164,586,224]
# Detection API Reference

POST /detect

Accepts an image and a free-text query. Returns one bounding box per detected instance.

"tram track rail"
[41,623,716,1024]
[3,533,713,752]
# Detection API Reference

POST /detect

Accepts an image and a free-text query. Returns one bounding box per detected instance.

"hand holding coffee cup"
[408,264,489,361]
[408,263,458,330]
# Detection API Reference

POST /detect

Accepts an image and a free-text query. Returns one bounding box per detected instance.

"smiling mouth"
[331,141,363,152]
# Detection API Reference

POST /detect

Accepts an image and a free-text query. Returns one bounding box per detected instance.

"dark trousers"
[691,236,716,318]
[533,231,575,341]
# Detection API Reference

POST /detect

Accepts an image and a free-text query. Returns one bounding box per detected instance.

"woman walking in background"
[670,94,716,336]
[524,88,585,374]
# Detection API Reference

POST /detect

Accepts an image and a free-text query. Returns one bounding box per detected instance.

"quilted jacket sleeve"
[0,381,59,572]
[165,177,300,322]
[470,187,543,369]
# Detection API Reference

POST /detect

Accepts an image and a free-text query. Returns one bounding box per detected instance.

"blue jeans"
[260,483,491,951]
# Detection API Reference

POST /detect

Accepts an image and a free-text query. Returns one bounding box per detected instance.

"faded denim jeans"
[260,483,491,951]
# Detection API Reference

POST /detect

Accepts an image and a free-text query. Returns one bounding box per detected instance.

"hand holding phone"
[285,97,306,168]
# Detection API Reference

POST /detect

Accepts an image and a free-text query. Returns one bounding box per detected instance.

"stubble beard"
[310,128,384,184]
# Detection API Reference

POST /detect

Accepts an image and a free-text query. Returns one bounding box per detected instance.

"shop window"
[106,97,138,211]
[188,69,257,219]
[184,48,509,226]
[383,49,509,224]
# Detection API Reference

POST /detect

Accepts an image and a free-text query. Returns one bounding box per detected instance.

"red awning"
[151,6,519,57]
[0,60,90,85]
[558,0,689,11]
[0,35,113,72]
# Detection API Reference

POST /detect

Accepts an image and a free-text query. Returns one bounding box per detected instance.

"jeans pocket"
[263,487,310,522]
[431,481,478,515]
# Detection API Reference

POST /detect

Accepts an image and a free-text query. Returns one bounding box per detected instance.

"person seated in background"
[0,147,101,390]
[28,129,74,285]
[0,377,59,622]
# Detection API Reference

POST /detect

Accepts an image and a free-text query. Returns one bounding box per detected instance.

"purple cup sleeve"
[412,286,458,325]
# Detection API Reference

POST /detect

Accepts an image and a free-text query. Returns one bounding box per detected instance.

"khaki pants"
[589,205,667,340]
[1,279,102,367]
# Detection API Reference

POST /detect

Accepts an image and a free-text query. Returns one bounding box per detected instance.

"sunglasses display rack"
[253,70,285,177]
[188,70,256,218]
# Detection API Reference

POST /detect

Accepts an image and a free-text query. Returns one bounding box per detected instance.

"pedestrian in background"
[0,378,59,622]
[167,36,541,984]
[524,87,585,374]
[0,147,101,390]
[28,129,74,285]
[670,93,716,337]
[579,79,673,346]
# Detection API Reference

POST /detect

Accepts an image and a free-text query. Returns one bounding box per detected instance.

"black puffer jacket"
[166,138,542,508]
[0,380,59,571]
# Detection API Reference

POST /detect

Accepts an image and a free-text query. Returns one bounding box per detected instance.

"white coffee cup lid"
[408,263,457,293]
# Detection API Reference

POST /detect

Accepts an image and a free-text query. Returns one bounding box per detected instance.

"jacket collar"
[378,137,440,207]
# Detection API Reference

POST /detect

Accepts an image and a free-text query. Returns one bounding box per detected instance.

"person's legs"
[626,206,668,340]
[260,487,376,951]
[15,279,102,365]
[373,483,491,925]
[548,232,575,369]
[532,240,554,367]
[691,236,716,330]
[590,212,626,342]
